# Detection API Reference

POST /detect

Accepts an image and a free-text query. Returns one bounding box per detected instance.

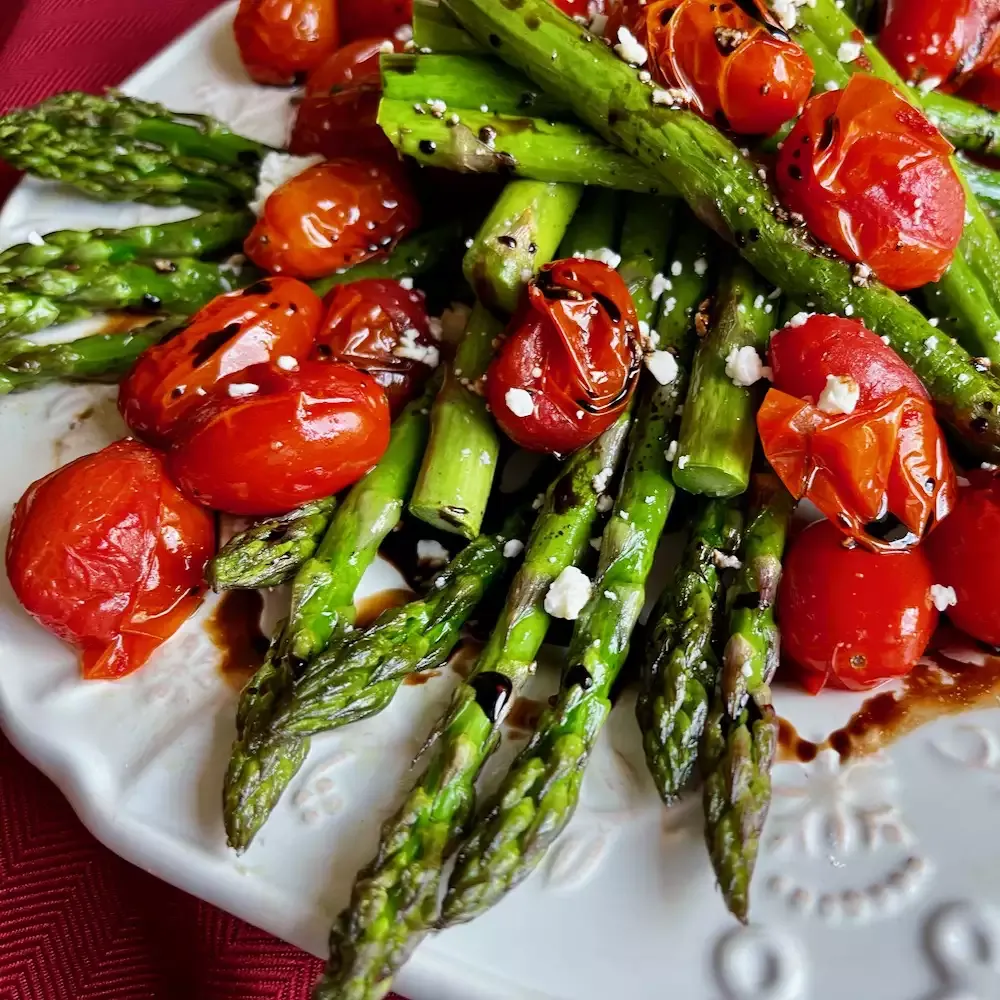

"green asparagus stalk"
[618,194,675,329]
[0,294,91,336]
[462,179,582,313]
[314,411,633,1000]
[925,89,1000,160]
[443,0,1000,458]
[0,210,252,279]
[637,498,744,803]
[223,384,437,852]
[207,497,338,592]
[412,0,482,53]
[0,316,186,394]
[441,376,681,925]
[673,259,771,497]
[558,187,621,258]
[410,182,580,539]
[271,501,533,737]
[0,91,271,207]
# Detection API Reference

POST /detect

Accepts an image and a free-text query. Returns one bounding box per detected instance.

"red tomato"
[777,518,938,693]
[642,0,814,136]
[314,278,436,414]
[925,471,1000,646]
[769,314,928,407]
[167,361,390,515]
[339,0,411,43]
[486,258,640,455]
[776,75,966,291]
[879,0,1000,91]
[5,440,215,680]
[244,160,421,280]
[552,0,607,17]
[291,37,399,160]
[958,55,1000,108]
[234,0,339,86]
[119,278,322,445]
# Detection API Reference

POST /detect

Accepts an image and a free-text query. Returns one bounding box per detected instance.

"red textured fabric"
[0,3,405,998]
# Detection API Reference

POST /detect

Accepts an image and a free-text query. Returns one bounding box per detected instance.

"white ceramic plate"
[3,7,1000,998]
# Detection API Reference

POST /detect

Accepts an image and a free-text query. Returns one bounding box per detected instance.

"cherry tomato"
[167,361,390,515]
[879,0,1000,91]
[6,440,214,680]
[119,278,322,445]
[291,37,399,160]
[925,470,1000,646]
[777,518,938,693]
[339,0,411,43]
[552,0,607,18]
[244,160,421,280]
[958,54,1000,108]
[641,0,814,136]
[486,258,640,455]
[234,0,339,86]
[314,278,437,414]
[776,75,966,291]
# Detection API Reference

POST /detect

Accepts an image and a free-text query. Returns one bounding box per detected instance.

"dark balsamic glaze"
[206,590,268,688]
[471,671,514,723]
[191,322,241,368]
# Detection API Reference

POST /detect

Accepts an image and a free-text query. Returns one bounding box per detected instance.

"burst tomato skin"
[244,160,420,280]
[234,0,339,86]
[119,278,322,445]
[959,55,1000,108]
[339,0,411,42]
[776,75,965,291]
[552,0,606,17]
[167,361,390,515]
[778,518,938,693]
[642,0,814,136]
[290,37,398,160]
[486,258,640,455]
[5,440,215,680]
[314,278,436,414]
[925,471,1000,646]
[879,0,1000,91]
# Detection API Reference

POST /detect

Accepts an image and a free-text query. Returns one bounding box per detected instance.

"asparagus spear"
[0,91,271,208]
[703,473,792,922]
[673,259,772,497]
[558,187,621,258]
[223,384,436,852]
[925,89,1000,160]
[443,0,1000,458]
[0,294,91,336]
[618,194,675,330]
[0,316,186,394]
[0,210,253,279]
[412,0,482,54]
[637,497,744,803]
[442,375,681,925]
[271,501,533,736]
[314,412,633,1000]
[208,497,338,592]
[409,182,580,539]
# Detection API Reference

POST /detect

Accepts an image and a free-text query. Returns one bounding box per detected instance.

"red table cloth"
[0,2,403,997]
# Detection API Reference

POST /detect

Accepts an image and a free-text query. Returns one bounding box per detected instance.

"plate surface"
[3,7,1000,999]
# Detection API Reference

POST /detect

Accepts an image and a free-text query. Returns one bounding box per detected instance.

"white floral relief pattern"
[712,925,807,1000]
[761,750,932,925]
[922,902,1000,1000]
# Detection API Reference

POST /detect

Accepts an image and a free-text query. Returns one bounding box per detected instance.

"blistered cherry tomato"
[234,0,339,86]
[486,258,640,455]
[314,279,437,413]
[958,55,1000,108]
[778,518,938,693]
[879,0,1000,91]
[244,160,421,280]
[168,361,390,515]
[925,470,1000,646]
[340,0,411,43]
[119,278,322,445]
[291,38,399,160]
[776,75,965,291]
[552,0,607,17]
[641,0,814,135]
[5,440,215,680]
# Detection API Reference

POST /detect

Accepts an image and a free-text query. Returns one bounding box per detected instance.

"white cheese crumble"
[249,151,324,216]
[505,387,535,417]
[665,440,678,462]
[398,277,414,290]
[596,494,614,513]
[930,584,958,612]
[276,355,299,371]
[677,454,690,470]
[227,382,259,398]
[645,350,679,385]
[725,346,766,387]
[670,260,683,276]
[394,328,440,367]
[583,247,622,269]
[650,273,671,301]
[771,0,815,32]
[918,75,943,94]
[614,26,647,66]
[713,550,742,570]
[693,257,708,277]
[817,373,860,415]
[787,311,814,328]
[503,539,525,559]
[837,40,863,62]
[603,590,617,601]
[544,566,593,620]
[592,466,613,494]
[27,231,45,247]
[417,539,450,567]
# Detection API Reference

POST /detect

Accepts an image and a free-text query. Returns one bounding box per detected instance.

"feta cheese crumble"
[614,26,648,66]
[725,346,766,387]
[227,382,258,398]
[544,566,593,620]
[592,466,613,494]
[276,355,299,371]
[664,440,678,462]
[650,273,671,301]
[930,584,958,611]
[817,373,860,415]
[393,328,440,367]
[505,387,535,417]
[837,40,862,62]
[646,350,679,385]
[249,151,324,216]
[417,539,450,567]
[503,539,525,559]
[583,247,622,269]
